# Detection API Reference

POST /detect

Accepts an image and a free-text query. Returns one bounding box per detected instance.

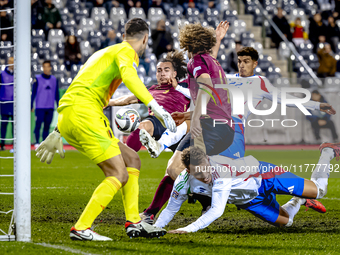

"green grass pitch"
[0,149,340,254]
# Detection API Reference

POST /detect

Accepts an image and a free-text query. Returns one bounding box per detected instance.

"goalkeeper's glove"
[147,99,177,133]
[35,126,65,164]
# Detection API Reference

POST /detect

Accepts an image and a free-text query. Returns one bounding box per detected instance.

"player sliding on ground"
[107,50,191,155]
[154,144,338,233]
[35,18,177,241]
[140,46,336,223]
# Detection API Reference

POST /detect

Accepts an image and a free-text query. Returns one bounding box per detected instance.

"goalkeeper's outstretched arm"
[117,51,177,132]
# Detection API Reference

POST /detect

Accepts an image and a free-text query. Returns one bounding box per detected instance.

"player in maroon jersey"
[139,21,235,223]
[108,50,191,152]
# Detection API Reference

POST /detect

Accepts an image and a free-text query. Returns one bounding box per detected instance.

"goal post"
[13,0,31,242]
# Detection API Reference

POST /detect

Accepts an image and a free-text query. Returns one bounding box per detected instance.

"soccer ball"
[115,108,141,133]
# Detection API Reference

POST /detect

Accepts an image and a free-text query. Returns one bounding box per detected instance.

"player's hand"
[191,117,202,139]
[147,99,177,133]
[171,111,186,126]
[320,103,336,115]
[168,229,188,234]
[168,77,178,89]
[215,21,230,41]
[35,127,65,164]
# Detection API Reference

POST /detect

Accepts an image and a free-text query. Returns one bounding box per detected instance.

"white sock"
[311,148,333,199]
[282,197,306,226]
[158,122,187,151]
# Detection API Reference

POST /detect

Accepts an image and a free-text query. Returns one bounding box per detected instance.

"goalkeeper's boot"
[139,211,155,225]
[304,199,326,213]
[319,142,340,161]
[139,129,163,158]
[125,221,166,238]
[70,226,112,241]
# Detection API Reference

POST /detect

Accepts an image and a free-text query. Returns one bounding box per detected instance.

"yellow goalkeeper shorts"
[57,105,121,164]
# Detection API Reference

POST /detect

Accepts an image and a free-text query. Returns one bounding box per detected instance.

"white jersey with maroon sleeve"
[154,155,262,232]
[154,170,212,229]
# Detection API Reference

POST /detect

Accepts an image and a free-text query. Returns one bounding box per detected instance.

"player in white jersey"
[154,144,339,233]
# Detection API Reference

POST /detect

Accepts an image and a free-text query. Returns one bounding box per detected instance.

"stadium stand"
[26,0,340,90]
[22,0,340,145]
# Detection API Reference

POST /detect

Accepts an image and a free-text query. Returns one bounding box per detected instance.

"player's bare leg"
[281,144,338,227]
[140,120,189,158]
[140,150,186,223]
[139,120,154,136]
[126,120,154,152]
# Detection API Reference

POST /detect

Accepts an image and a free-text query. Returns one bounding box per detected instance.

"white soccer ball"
[115,108,141,133]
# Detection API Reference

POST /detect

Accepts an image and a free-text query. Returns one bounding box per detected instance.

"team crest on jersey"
[163,90,169,94]
[172,191,179,199]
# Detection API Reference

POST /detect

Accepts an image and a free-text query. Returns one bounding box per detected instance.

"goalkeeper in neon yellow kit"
[35,18,176,241]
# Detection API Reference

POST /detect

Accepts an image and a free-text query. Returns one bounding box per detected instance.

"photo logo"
[200,83,312,116]
[198,82,222,106]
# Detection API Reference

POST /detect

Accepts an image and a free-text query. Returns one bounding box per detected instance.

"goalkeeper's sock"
[121,167,141,223]
[126,128,142,152]
[145,176,174,215]
[75,176,122,230]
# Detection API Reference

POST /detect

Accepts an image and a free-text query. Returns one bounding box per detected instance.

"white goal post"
[0,0,31,242]
[14,0,31,242]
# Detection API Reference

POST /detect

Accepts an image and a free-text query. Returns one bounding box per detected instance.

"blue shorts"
[238,162,305,224]
[219,118,245,159]
[176,117,235,156]
[144,115,165,140]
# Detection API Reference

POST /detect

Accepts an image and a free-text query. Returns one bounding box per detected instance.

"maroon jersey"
[187,53,232,126]
[139,82,190,115]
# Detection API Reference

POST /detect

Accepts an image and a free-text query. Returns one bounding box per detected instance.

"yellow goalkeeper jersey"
[58,41,153,112]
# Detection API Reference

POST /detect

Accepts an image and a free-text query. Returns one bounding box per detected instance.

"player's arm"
[116,49,153,105]
[176,85,191,99]
[171,111,191,126]
[108,94,138,107]
[116,48,176,132]
[261,77,336,115]
[154,173,189,228]
[170,178,231,233]
[211,21,230,59]
[191,73,213,138]
[169,77,191,99]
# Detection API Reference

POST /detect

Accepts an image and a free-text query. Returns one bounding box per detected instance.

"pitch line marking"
[34,242,101,255]
[322,197,340,201]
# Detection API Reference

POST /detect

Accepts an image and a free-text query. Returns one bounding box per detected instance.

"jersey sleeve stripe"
[259,76,269,93]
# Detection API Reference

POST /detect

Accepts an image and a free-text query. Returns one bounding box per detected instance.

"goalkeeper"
[35,18,176,241]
